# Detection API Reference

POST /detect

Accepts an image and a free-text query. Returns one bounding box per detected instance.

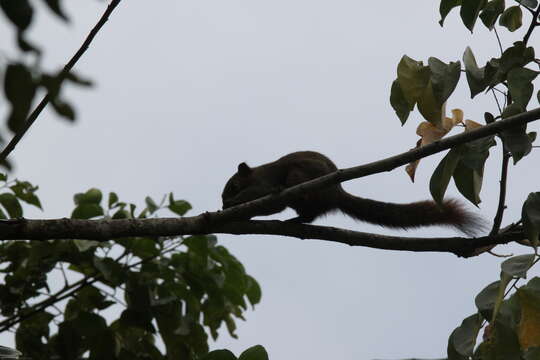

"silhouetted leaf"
[463,47,487,98]
[430,147,462,204]
[460,0,486,32]
[440,0,462,26]
[480,0,505,29]
[501,254,535,278]
[202,349,238,360]
[448,313,482,358]
[517,0,538,7]
[51,98,76,121]
[453,163,482,205]
[396,55,430,105]
[40,0,68,21]
[499,6,523,32]
[390,80,412,124]
[0,193,23,218]
[500,104,532,164]
[238,345,269,360]
[507,67,538,109]
[475,281,500,320]
[65,72,93,87]
[4,63,36,133]
[0,0,33,30]
[428,57,461,105]
[523,192,540,247]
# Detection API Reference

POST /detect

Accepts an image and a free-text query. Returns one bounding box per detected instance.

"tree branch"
[0,217,527,257]
[490,150,510,236]
[0,0,122,163]
[0,107,539,254]
[523,3,540,45]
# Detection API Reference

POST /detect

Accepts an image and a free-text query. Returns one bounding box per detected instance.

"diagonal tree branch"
[0,0,122,163]
[1,107,539,254]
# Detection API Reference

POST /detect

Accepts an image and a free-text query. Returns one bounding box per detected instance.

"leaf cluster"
[0,182,261,360]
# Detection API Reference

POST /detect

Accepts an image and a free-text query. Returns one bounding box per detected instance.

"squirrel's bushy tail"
[337,193,485,236]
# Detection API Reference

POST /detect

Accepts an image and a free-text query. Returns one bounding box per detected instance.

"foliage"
[390,0,540,358]
[0,1,93,170]
[0,177,262,359]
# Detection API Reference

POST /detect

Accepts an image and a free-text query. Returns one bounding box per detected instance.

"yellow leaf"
[405,108,466,181]
[465,119,483,131]
[518,289,540,349]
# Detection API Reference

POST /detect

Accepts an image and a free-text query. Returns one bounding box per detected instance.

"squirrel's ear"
[237,162,252,176]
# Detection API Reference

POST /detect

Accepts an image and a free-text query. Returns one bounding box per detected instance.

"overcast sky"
[1,1,539,359]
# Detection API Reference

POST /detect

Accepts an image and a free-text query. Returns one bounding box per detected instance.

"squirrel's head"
[222,162,276,209]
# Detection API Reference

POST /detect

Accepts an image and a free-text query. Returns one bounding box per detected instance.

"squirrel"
[221,151,484,235]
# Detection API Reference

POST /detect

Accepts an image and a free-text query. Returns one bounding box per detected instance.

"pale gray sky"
[1,1,539,359]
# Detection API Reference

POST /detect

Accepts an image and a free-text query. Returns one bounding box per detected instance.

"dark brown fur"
[222,151,484,235]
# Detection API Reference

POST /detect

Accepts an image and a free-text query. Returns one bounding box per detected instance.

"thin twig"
[0,240,181,332]
[490,151,510,236]
[523,4,540,45]
[493,27,503,55]
[491,89,503,115]
[0,0,122,163]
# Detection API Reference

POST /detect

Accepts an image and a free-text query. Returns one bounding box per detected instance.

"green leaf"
[145,196,158,214]
[480,0,505,29]
[500,104,532,164]
[246,275,262,306]
[4,63,36,133]
[440,0,462,26]
[463,47,487,98]
[396,55,430,106]
[517,0,538,6]
[15,311,53,359]
[501,254,535,278]
[507,67,538,109]
[112,209,130,219]
[201,349,238,360]
[108,192,119,208]
[499,42,535,74]
[94,257,125,285]
[460,135,496,171]
[524,347,540,360]
[73,239,100,252]
[499,6,522,32]
[452,162,482,206]
[428,57,461,105]
[71,204,104,219]
[10,181,42,209]
[418,81,443,125]
[0,193,23,218]
[390,79,412,124]
[41,0,68,21]
[168,194,192,216]
[0,0,33,30]
[475,281,500,320]
[523,192,540,247]
[238,345,269,360]
[478,321,521,360]
[460,0,487,32]
[448,313,482,358]
[74,188,103,205]
[430,147,462,204]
